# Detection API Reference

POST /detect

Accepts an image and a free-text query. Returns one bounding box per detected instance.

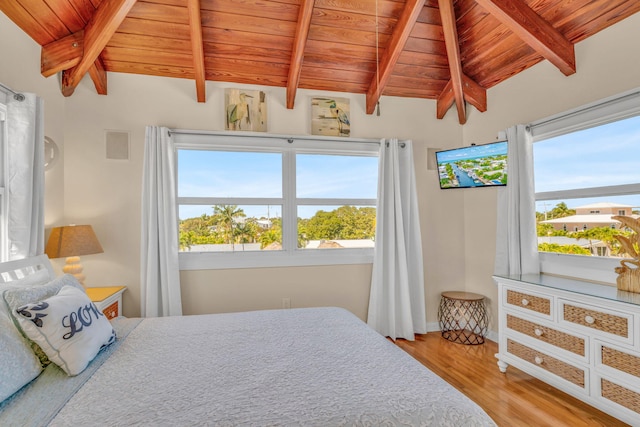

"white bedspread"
[47,307,494,426]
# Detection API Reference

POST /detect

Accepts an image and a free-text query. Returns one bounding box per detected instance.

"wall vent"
[105,131,129,160]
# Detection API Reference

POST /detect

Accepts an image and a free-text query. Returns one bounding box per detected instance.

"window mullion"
[282,147,297,251]
[296,198,377,206]
[178,197,284,205]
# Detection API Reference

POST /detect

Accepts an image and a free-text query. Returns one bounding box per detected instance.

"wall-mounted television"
[435,141,508,189]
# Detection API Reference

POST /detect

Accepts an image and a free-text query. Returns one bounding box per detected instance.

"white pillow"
[0,301,42,402]
[14,285,116,376]
[0,268,52,402]
[1,267,51,288]
[4,274,86,367]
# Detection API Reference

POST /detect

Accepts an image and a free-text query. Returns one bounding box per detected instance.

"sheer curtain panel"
[368,139,426,341]
[141,126,182,316]
[494,125,540,276]
[7,93,44,260]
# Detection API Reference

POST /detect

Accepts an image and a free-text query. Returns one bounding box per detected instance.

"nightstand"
[86,286,126,320]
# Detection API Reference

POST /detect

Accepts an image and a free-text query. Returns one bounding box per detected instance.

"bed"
[0,255,496,426]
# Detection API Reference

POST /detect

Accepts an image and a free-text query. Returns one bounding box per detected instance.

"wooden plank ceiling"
[2,0,639,124]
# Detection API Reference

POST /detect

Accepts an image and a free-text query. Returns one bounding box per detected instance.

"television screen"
[435,141,508,189]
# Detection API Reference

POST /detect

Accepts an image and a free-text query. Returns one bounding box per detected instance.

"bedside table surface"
[86,286,126,302]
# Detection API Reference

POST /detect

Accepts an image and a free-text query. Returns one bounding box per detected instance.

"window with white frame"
[173,132,379,270]
[531,89,640,282]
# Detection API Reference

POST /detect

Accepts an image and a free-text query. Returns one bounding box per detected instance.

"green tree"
[213,205,245,245]
[571,226,629,256]
[259,220,282,249]
[233,220,258,250]
[548,202,575,219]
[536,222,555,237]
[302,206,376,241]
[538,243,591,256]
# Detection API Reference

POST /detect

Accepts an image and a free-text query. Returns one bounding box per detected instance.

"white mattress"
[5,307,496,426]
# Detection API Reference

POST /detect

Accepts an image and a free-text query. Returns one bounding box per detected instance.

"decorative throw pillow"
[0,301,42,402]
[13,285,116,376]
[0,268,53,402]
[4,274,86,367]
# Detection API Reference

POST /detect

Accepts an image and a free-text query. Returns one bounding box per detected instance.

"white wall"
[0,13,66,227]
[461,12,640,328]
[2,9,639,332]
[60,74,462,320]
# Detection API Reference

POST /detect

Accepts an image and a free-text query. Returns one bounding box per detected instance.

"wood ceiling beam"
[187,0,206,102]
[475,0,576,76]
[89,57,108,95]
[41,31,84,77]
[365,0,426,115]
[286,0,315,109]
[61,0,138,97]
[438,74,487,119]
[436,80,455,119]
[438,0,466,124]
[461,74,487,113]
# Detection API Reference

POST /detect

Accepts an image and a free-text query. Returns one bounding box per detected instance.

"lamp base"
[62,256,86,287]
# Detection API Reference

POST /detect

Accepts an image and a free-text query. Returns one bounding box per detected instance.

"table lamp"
[44,224,104,287]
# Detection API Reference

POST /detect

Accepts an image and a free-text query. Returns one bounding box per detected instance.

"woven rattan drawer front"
[601,378,640,415]
[602,346,640,379]
[562,303,629,338]
[507,339,585,388]
[506,314,585,357]
[506,289,551,316]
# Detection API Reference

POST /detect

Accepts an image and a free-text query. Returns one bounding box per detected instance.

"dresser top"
[493,273,640,307]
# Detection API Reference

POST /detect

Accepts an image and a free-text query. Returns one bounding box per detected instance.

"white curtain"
[494,125,540,276]
[6,93,44,260]
[368,139,426,341]
[140,126,182,317]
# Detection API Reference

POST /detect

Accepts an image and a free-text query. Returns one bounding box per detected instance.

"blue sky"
[177,151,378,220]
[176,113,640,220]
[534,114,640,212]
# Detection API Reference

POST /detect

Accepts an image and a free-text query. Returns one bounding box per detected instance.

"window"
[174,132,379,270]
[531,89,640,282]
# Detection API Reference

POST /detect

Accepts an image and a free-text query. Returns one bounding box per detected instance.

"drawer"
[506,314,586,357]
[506,289,552,317]
[507,339,586,388]
[560,300,632,342]
[600,344,640,380]
[599,378,640,416]
[102,300,119,320]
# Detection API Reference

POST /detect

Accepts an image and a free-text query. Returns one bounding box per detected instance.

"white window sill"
[179,249,374,270]
[539,251,621,285]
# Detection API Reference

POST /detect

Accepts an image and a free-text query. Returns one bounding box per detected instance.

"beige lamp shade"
[45,225,103,287]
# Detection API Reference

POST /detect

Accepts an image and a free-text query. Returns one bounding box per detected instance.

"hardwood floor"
[393,332,629,427]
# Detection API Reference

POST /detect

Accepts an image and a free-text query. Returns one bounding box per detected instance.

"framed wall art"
[311,97,350,137]
[225,89,267,132]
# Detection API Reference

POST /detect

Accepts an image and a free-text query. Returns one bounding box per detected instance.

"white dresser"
[493,274,640,426]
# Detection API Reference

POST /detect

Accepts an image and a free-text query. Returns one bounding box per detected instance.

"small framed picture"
[311,97,350,137]
[225,89,267,132]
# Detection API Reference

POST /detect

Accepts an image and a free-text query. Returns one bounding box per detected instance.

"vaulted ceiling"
[2,0,639,124]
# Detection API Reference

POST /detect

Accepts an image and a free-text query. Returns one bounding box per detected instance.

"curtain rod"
[0,82,25,102]
[167,129,406,147]
[167,128,385,145]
